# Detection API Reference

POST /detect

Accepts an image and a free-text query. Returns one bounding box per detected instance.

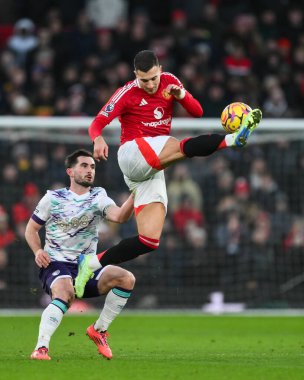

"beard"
[74,177,93,187]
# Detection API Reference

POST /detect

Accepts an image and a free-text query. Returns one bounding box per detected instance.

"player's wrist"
[176,88,186,100]
[94,135,103,144]
[35,248,42,256]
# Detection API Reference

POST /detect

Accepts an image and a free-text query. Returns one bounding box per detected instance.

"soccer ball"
[221,102,252,133]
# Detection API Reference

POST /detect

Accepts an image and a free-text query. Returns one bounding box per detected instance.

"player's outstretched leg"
[232,109,262,147]
[86,324,112,359]
[75,254,94,298]
[30,347,51,360]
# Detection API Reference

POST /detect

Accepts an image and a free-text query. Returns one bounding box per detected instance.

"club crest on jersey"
[162,89,172,100]
[105,102,115,112]
[154,107,164,120]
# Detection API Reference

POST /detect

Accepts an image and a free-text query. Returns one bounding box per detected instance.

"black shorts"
[39,261,104,298]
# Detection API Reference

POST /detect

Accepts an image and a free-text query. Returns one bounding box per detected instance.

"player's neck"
[69,184,91,196]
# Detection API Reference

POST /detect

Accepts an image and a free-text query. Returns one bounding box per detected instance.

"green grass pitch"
[0,314,303,380]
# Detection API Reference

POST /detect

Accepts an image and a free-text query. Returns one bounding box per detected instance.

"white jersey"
[32,187,115,263]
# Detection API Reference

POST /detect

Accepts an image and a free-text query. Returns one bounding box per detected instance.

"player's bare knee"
[111,268,135,289]
[100,266,135,291]
[52,289,75,305]
[122,270,136,289]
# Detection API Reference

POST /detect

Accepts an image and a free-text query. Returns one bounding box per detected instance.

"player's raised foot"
[232,109,262,147]
[86,324,112,360]
[74,254,94,298]
[30,347,51,360]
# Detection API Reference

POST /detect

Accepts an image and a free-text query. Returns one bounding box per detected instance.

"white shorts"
[117,136,170,211]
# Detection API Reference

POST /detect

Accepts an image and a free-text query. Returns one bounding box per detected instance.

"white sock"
[35,299,68,350]
[89,255,102,271]
[94,288,132,332]
[225,134,235,147]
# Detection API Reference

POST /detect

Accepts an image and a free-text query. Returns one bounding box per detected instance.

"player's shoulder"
[161,72,181,83]
[90,186,108,197]
[44,188,72,202]
[47,187,68,197]
[114,79,138,96]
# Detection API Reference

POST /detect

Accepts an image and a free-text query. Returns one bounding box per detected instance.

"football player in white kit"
[25,149,135,360]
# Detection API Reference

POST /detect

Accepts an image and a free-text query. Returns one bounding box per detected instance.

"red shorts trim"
[139,234,160,249]
[180,137,191,155]
[134,204,147,216]
[135,138,164,170]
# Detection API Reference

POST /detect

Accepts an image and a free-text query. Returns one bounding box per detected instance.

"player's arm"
[105,193,134,224]
[89,87,126,161]
[166,79,203,117]
[25,218,51,268]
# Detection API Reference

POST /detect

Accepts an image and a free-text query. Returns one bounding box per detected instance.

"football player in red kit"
[75,50,262,298]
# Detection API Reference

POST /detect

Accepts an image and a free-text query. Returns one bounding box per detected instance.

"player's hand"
[35,249,51,268]
[93,136,109,161]
[166,84,185,100]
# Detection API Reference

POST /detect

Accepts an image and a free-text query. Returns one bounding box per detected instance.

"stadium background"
[0,0,303,311]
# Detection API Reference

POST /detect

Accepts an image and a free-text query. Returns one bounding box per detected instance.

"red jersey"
[89,72,203,144]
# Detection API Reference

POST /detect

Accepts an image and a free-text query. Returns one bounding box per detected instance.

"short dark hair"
[134,50,159,72]
[65,149,94,168]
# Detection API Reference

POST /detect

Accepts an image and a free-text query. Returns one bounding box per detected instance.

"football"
[221,102,252,133]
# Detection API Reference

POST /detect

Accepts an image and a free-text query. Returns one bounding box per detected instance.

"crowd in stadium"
[0,0,304,308]
[1,138,304,308]
[0,0,303,118]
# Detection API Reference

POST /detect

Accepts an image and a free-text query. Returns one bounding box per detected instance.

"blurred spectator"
[167,163,202,213]
[161,233,185,288]
[0,162,23,213]
[86,0,127,29]
[202,83,227,117]
[172,193,204,236]
[31,81,55,116]
[258,8,279,40]
[281,6,304,47]
[263,84,291,117]
[48,144,68,183]
[271,193,293,245]
[7,18,38,69]
[284,217,304,250]
[28,152,49,191]
[287,152,304,214]
[70,10,97,60]
[0,206,15,290]
[185,223,208,265]
[251,171,281,213]
[11,142,31,177]
[248,156,268,191]
[215,210,246,256]
[9,93,32,115]
[12,182,41,224]
[215,209,249,293]
[224,43,252,77]
[241,210,274,301]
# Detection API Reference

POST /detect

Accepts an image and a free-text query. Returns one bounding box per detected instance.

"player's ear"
[66,167,72,177]
[159,65,162,73]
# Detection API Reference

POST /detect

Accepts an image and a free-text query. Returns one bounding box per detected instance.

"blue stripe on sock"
[51,298,69,314]
[112,287,132,298]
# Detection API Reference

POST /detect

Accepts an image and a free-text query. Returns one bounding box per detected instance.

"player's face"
[72,156,95,187]
[135,65,162,94]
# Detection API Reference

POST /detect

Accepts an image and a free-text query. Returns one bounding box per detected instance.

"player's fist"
[35,249,51,268]
[93,136,108,161]
[166,84,186,100]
